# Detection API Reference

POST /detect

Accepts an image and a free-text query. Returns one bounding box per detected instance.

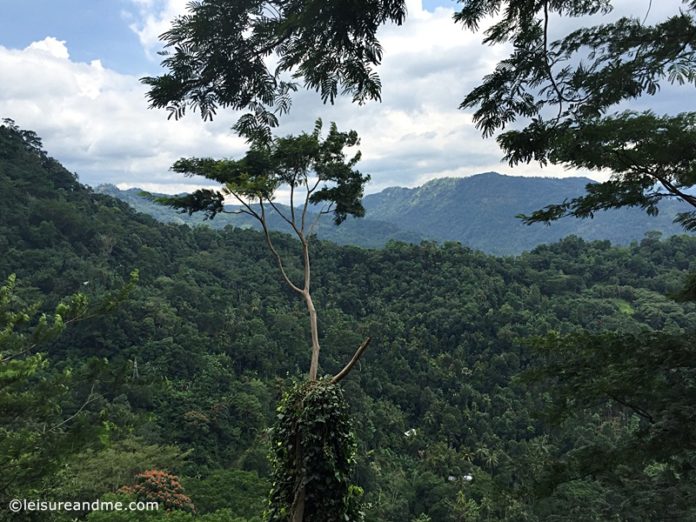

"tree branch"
[2,294,134,365]
[608,394,655,424]
[301,178,322,234]
[331,337,372,384]
[308,203,332,239]
[290,178,296,224]
[268,199,304,240]
[1,342,38,364]
[259,200,304,294]
[229,191,262,221]
[47,383,99,433]
[222,208,255,216]
[613,150,696,209]
[653,173,696,208]
[543,1,565,121]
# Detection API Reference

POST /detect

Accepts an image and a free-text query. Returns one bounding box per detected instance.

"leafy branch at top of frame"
[140,0,407,136]
[457,1,696,138]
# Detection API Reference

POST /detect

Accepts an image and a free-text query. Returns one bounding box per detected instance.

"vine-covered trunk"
[292,489,305,522]
[268,381,361,522]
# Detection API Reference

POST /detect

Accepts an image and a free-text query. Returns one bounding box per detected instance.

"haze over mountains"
[97,172,691,255]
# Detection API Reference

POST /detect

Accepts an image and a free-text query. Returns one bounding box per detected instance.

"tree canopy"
[158,118,368,227]
[141,0,406,137]
[153,119,369,384]
[455,0,696,227]
[3,121,696,519]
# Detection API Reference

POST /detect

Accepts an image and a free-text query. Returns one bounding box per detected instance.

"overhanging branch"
[331,337,372,384]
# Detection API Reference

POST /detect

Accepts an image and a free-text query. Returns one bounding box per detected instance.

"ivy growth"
[267,380,363,522]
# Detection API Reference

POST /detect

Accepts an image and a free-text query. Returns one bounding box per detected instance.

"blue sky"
[0,0,687,195]
[0,1,146,72]
[0,0,455,75]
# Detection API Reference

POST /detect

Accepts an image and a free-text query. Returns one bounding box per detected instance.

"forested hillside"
[2,123,696,521]
[97,174,691,255]
[361,174,692,254]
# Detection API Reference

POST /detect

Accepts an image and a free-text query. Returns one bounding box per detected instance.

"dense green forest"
[2,121,696,521]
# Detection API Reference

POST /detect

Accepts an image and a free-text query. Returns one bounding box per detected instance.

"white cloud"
[0,37,245,191]
[1,0,689,199]
[127,0,189,58]
[26,37,70,59]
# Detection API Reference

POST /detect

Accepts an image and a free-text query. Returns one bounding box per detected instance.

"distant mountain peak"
[96,174,690,255]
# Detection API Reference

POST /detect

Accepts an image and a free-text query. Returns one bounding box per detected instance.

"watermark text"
[8,499,159,514]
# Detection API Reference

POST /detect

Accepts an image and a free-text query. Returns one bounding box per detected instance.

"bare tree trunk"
[302,240,321,382]
[292,490,305,522]
[306,291,320,381]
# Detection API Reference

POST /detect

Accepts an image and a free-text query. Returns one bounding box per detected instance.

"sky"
[0,0,688,195]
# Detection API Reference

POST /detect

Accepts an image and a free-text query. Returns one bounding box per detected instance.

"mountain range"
[96,172,691,255]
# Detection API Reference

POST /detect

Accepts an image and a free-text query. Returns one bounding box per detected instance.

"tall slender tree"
[149,119,372,521]
[152,119,371,382]
[141,6,384,519]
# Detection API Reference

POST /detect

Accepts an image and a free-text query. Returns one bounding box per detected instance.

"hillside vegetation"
[2,123,696,520]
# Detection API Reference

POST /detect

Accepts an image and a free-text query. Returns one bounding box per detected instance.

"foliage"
[454,0,696,228]
[0,274,73,504]
[141,0,406,137]
[512,111,696,228]
[184,469,269,517]
[156,118,368,226]
[1,118,46,158]
[0,270,136,512]
[452,5,696,517]
[267,380,362,522]
[522,328,696,520]
[121,470,195,512]
[529,330,696,454]
[48,437,186,503]
[5,122,696,519]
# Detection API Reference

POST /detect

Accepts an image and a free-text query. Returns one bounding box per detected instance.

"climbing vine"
[267,379,363,522]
